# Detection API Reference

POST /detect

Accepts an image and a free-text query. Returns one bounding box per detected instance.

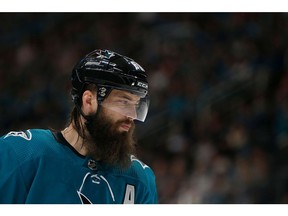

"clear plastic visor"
[99,91,149,122]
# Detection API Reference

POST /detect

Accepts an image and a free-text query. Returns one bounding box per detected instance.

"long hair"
[69,83,97,140]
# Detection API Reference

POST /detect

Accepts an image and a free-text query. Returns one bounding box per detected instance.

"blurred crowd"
[1,13,288,203]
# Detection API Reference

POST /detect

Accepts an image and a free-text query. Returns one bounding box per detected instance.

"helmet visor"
[99,92,149,122]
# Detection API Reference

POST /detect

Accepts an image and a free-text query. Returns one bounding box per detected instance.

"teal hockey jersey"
[0,129,158,204]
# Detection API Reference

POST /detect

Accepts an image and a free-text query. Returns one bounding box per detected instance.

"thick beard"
[84,109,136,169]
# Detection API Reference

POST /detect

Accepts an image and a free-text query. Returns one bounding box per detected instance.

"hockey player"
[0,49,158,204]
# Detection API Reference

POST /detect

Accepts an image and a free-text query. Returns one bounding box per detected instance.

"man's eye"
[116,99,129,106]
[112,98,139,107]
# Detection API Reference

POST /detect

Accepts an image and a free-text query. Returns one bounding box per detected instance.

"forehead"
[108,89,140,100]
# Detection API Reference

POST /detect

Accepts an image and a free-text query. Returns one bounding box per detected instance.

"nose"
[125,105,137,120]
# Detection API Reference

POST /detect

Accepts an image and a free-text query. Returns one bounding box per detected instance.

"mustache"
[115,118,134,127]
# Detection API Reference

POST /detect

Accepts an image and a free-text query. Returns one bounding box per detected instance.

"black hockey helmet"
[71,49,149,122]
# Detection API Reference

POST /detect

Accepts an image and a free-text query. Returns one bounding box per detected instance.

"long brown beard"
[84,109,136,169]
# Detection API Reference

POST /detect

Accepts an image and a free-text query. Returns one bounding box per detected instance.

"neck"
[61,124,89,156]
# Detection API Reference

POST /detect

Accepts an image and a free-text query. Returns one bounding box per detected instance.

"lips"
[120,123,131,131]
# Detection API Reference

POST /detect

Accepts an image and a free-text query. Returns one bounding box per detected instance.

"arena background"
[1,13,288,204]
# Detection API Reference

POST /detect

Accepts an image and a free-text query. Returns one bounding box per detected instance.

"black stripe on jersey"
[52,131,85,158]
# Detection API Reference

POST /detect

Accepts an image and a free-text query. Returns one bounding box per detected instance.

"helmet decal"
[130,61,144,71]
[136,81,148,89]
[103,50,115,59]
[98,87,107,97]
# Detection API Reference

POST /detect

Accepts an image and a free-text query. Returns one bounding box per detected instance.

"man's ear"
[82,90,98,115]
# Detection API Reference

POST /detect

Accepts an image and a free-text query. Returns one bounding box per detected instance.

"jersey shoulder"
[128,155,158,203]
[0,129,56,161]
[110,155,156,185]
[125,155,157,188]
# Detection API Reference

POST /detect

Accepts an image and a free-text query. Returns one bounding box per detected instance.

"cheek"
[102,107,127,122]
[101,107,124,125]
[103,111,131,133]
